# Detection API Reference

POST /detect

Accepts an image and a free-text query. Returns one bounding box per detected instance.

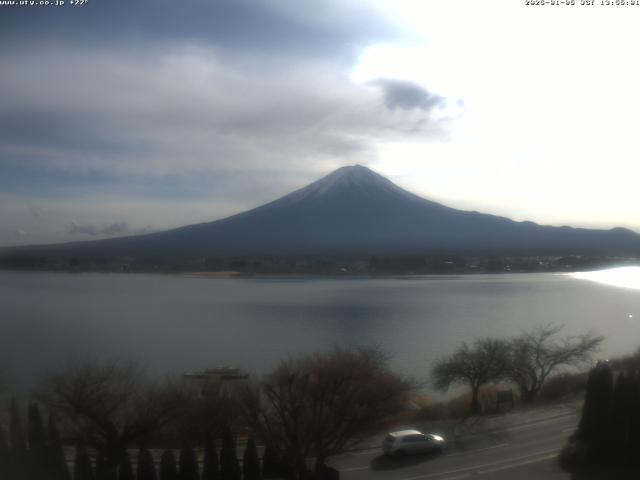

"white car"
[382,429,446,457]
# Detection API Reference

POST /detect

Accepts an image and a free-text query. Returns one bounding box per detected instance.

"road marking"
[444,443,509,457]
[397,448,558,480]
[462,412,577,438]
[338,411,575,475]
[497,416,576,434]
[347,440,511,460]
[341,465,370,472]
[353,448,381,455]
[340,438,555,473]
[340,410,576,458]
[340,443,509,472]
[477,453,557,475]
[340,443,510,470]
[433,452,560,479]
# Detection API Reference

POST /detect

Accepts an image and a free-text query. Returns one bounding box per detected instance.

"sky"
[2,0,640,246]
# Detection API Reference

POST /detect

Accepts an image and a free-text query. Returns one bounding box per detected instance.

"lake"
[1,269,639,389]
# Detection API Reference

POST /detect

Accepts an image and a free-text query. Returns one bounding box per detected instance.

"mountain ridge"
[2,165,640,260]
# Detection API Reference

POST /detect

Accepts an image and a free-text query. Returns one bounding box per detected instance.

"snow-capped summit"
[307,164,395,195]
[266,164,422,207]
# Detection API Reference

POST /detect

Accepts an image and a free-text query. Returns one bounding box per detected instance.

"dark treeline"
[1,252,635,275]
[572,361,640,467]
[1,401,70,480]
[0,347,406,480]
[0,401,274,480]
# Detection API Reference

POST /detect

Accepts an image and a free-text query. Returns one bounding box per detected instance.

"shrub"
[537,372,588,404]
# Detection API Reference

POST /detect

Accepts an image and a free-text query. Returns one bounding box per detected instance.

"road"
[329,404,583,480]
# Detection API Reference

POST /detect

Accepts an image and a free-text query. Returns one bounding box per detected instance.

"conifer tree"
[137,448,158,480]
[627,370,640,466]
[220,426,240,480]
[609,372,628,462]
[179,443,199,480]
[201,434,219,480]
[577,366,597,442]
[10,398,27,454]
[592,363,614,462]
[95,454,107,480]
[28,402,48,478]
[48,413,71,480]
[577,362,614,463]
[28,403,46,452]
[243,437,261,480]
[260,444,279,479]
[277,454,294,480]
[0,424,10,478]
[96,453,117,480]
[74,445,95,480]
[10,398,27,478]
[159,449,179,480]
[118,450,135,480]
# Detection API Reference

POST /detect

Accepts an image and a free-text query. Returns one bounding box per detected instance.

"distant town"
[1,253,638,275]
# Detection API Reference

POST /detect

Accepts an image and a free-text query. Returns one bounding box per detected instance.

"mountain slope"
[3,165,640,259]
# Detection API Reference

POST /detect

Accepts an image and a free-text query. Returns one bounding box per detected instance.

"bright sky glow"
[357,0,640,229]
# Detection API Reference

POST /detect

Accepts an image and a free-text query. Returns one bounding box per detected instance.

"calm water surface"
[1,270,639,387]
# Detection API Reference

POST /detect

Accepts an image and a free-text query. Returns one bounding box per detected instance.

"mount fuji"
[3,165,640,260]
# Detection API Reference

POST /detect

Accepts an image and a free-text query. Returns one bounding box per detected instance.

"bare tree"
[431,338,510,414]
[242,347,412,480]
[0,367,10,398]
[507,324,603,403]
[39,360,186,477]
[175,381,241,443]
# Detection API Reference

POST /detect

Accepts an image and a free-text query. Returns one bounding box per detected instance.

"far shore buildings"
[183,367,249,397]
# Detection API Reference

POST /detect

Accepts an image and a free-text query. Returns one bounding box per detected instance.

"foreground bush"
[572,362,640,467]
[537,372,588,404]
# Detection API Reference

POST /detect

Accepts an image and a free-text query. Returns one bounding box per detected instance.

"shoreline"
[0,268,627,278]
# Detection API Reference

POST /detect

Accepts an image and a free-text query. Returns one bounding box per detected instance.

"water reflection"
[571,266,640,290]
[2,271,639,390]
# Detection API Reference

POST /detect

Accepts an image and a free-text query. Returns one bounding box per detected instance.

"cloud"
[371,78,445,111]
[66,220,157,238]
[0,1,457,246]
[0,0,398,62]
[0,191,234,246]
[15,229,29,238]
[68,221,129,237]
[30,206,43,219]
[0,46,452,180]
